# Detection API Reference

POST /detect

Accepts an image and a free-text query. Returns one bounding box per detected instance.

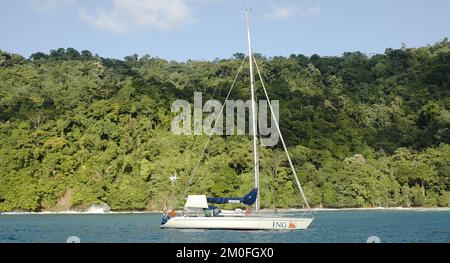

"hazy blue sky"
[1,0,449,61]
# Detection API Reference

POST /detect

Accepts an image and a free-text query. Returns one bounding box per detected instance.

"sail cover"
[207,188,257,206]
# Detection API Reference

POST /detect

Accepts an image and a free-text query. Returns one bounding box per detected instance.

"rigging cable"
[177,57,247,208]
[253,56,312,213]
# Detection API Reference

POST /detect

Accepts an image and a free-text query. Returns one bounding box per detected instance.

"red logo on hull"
[288,221,297,229]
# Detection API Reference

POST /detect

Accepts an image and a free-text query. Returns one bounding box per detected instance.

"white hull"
[161,216,313,230]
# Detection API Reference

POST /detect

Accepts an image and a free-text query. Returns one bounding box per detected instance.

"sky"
[1,0,449,61]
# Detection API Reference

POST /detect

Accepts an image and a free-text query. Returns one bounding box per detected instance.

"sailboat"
[160,10,314,230]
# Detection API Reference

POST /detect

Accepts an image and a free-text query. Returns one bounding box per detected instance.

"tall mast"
[245,9,260,211]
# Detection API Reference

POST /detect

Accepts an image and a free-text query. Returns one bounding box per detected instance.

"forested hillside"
[0,39,449,211]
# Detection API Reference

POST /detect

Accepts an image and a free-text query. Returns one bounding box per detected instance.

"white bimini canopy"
[185,195,208,209]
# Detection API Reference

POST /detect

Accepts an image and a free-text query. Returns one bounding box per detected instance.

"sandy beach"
[2,206,450,215]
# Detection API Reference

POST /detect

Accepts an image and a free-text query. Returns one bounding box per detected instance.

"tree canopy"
[0,40,449,211]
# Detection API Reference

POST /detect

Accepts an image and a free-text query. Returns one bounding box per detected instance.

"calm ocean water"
[1,211,449,243]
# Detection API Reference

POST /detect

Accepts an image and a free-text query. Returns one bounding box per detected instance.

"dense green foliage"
[0,41,449,211]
